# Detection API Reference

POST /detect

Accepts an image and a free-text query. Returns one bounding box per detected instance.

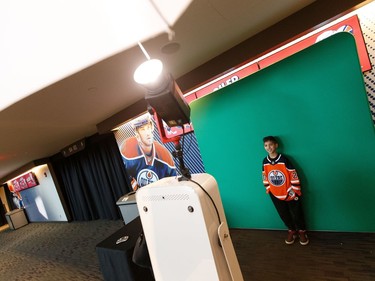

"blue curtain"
[52,133,131,221]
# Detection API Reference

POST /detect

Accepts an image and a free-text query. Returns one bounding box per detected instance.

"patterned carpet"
[1,220,375,281]
[0,220,123,281]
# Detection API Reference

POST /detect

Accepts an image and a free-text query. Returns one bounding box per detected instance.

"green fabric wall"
[190,33,375,232]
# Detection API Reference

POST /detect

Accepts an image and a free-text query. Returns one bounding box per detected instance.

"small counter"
[116,192,139,224]
[5,209,28,230]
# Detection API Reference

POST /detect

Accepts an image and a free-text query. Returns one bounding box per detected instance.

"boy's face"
[264,141,278,155]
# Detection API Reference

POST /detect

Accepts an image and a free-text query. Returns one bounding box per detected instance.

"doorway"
[0,185,10,226]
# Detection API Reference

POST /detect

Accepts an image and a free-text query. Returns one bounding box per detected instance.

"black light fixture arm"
[172,141,191,181]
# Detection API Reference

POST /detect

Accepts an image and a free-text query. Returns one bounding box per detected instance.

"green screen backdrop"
[190,33,375,232]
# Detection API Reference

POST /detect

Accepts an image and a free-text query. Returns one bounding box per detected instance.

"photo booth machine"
[134,66,244,281]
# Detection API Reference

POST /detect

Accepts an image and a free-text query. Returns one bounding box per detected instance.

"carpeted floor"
[0,220,374,281]
[0,220,123,281]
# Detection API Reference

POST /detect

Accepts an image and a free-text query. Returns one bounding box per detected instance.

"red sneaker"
[299,230,309,245]
[285,230,297,245]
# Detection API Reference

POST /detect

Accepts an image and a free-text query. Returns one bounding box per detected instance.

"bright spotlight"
[133,59,163,85]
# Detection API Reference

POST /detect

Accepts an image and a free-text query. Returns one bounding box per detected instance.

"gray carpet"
[1,220,375,281]
[0,220,123,281]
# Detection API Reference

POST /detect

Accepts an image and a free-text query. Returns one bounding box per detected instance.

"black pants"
[270,193,307,231]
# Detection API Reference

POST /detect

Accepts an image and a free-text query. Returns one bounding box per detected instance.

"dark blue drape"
[52,133,131,221]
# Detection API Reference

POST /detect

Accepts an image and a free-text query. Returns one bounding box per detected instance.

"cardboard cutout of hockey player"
[120,115,177,190]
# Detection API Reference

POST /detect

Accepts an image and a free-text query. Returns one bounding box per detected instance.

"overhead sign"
[258,15,371,71]
[61,138,86,157]
[11,172,39,192]
[185,15,371,102]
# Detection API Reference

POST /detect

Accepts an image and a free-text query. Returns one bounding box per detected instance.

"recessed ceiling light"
[161,42,181,54]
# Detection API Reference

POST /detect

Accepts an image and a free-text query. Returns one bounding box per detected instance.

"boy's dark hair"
[263,136,278,144]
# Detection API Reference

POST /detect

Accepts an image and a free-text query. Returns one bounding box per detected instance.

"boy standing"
[262,136,309,245]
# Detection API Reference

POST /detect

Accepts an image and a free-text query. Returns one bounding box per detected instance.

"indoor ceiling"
[0,0,324,180]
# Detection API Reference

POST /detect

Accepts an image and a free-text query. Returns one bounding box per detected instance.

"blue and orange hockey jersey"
[121,137,177,189]
[262,154,301,201]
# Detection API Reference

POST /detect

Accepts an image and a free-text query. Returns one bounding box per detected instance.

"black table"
[96,217,154,281]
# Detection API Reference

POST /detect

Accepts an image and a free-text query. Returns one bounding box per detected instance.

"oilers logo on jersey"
[268,170,286,186]
[137,169,159,187]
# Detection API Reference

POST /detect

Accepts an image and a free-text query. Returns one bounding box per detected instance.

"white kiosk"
[133,67,244,280]
[136,173,244,281]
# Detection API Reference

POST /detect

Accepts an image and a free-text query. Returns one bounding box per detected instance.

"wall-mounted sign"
[12,172,39,192]
[194,63,259,99]
[258,15,371,71]
[61,138,86,157]
[185,15,371,102]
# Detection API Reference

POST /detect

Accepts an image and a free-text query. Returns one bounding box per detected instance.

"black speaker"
[144,74,190,128]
